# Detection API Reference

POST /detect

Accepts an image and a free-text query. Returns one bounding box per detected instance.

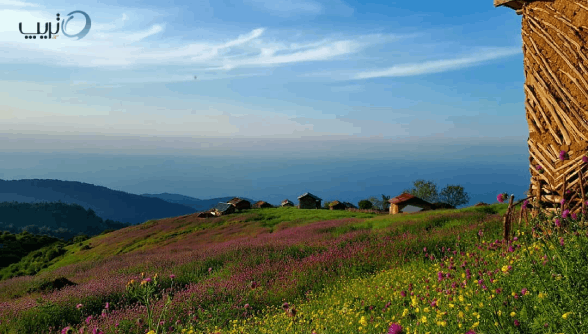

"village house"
[281,199,295,207]
[212,202,235,216]
[253,201,273,208]
[228,197,251,211]
[298,192,322,209]
[196,211,214,218]
[343,202,357,209]
[388,193,435,215]
[328,200,347,210]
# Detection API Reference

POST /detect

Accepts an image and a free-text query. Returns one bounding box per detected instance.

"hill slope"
[0,179,196,225]
[142,193,256,211]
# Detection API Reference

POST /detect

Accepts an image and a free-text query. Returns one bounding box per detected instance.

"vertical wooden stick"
[503,195,514,242]
[561,172,567,214]
[580,169,586,223]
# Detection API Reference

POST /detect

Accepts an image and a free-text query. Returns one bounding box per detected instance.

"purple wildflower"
[514,319,520,326]
[86,316,93,325]
[400,290,407,297]
[61,326,72,334]
[561,198,566,205]
[143,277,152,283]
[170,274,176,279]
[563,210,570,218]
[465,331,477,334]
[105,302,109,309]
[560,237,565,247]
[388,323,403,334]
[521,288,528,296]
[555,219,561,227]
[572,212,578,220]
[497,193,506,203]
[583,156,588,163]
[559,150,568,161]
[76,304,83,310]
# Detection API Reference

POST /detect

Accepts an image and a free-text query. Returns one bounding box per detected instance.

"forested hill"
[0,179,196,225]
[0,202,129,240]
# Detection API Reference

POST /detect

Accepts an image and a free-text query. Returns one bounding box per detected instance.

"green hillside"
[1,202,585,334]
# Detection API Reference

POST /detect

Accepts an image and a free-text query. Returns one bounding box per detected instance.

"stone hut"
[298,192,322,209]
[212,202,235,216]
[281,199,295,207]
[328,200,347,210]
[343,202,358,209]
[253,201,274,208]
[496,0,588,217]
[228,197,251,211]
[388,193,435,215]
[196,211,214,218]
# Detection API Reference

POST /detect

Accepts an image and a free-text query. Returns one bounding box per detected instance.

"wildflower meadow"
[0,199,586,333]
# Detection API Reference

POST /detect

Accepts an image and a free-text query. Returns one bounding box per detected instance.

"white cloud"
[354,47,521,79]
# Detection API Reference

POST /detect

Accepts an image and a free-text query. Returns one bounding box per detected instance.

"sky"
[0,0,532,207]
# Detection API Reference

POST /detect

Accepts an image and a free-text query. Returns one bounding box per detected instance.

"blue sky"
[0,0,528,148]
[0,0,533,206]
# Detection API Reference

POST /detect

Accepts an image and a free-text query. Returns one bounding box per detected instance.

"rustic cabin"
[253,201,274,208]
[212,202,235,216]
[228,197,251,211]
[196,211,214,218]
[298,192,322,209]
[281,199,295,207]
[388,193,435,215]
[328,200,347,210]
[343,202,357,209]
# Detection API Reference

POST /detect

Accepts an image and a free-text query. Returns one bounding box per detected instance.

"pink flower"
[514,319,520,326]
[561,198,566,205]
[388,323,403,334]
[583,156,588,163]
[76,304,83,309]
[400,290,407,297]
[208,267,212,273]
[105,302,109,309]
[86,316,93,324]
[559,150,568,161]
[536,165,544,174]
[497,193,506,203]
[244,304,249,309]
[572,213,578,220]
[562,210,570,218]
[555,218,561,227]
[560,237,565,247]
[170,274,176,279]
[61,326,72,334]
[521,288,528,296]
[143,278,152,283]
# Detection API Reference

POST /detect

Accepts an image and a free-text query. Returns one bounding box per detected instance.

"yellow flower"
[472,322,479,328]
[501,265,509,272]
[147,331,155,334]
[459,295,464,302]
[421,316,427,323]
[497,310,502,316]
[510,312,516,317]
[424,307,430,313]
[402,309,409,317]
[458,311,464,319]
[562,312,572,319]
[360,316,368,326]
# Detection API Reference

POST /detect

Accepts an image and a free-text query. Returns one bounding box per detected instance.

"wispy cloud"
[354,47,521,79]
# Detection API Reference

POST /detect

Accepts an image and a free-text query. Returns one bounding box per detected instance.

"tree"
[438,185,470,208]
[402,179,439,203]
[368,195,391,211]
[358,200,373,210]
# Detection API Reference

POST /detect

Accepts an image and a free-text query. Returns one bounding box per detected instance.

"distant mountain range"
[142,193,256,212]
[0,179,254,225]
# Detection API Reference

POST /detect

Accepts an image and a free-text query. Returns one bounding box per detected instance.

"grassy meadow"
[0,202,585,333]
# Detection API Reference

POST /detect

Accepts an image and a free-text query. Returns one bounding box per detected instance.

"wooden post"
[580,169,586,223]
[503,195,514,242]
[561,172,567,214]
